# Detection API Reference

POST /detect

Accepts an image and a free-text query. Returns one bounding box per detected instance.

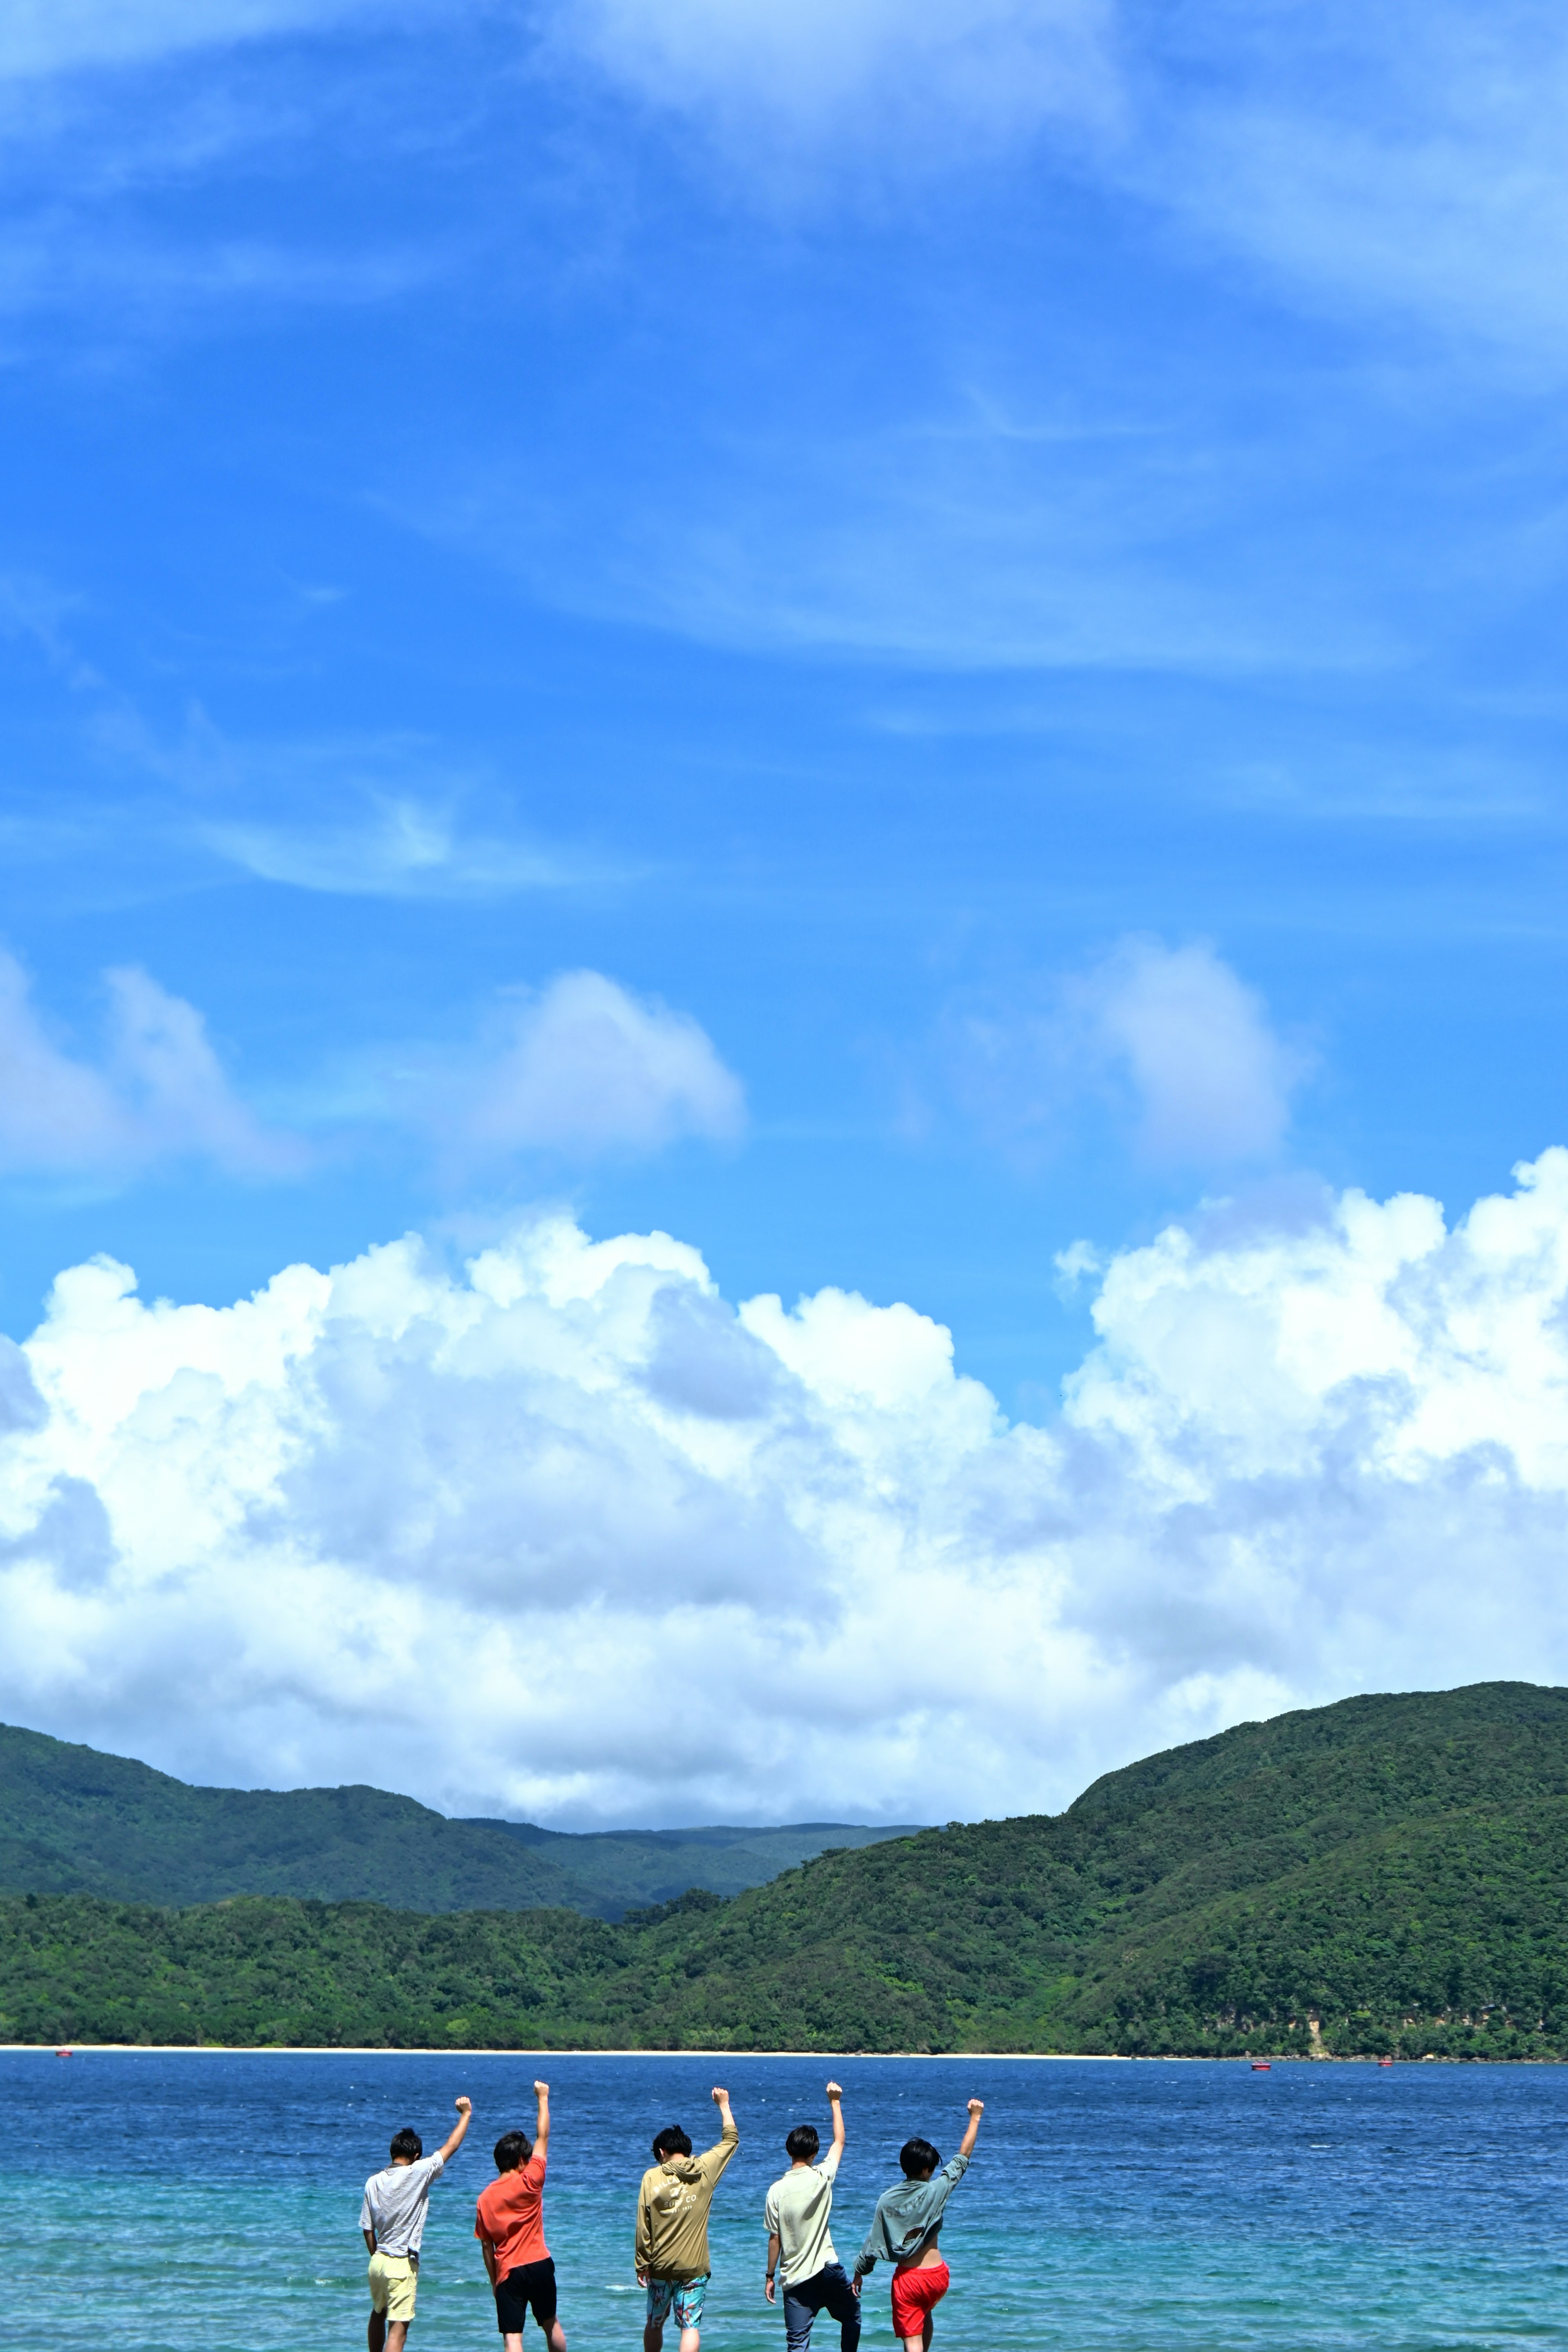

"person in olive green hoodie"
[637,2087,740,2352]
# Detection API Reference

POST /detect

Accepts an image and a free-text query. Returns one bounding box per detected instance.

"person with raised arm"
[636,2085,740,2352]
[361,2094,473,2352]
[764,2079,859,2352]
[476,2080,566,2352]
[853,2099,984,2352]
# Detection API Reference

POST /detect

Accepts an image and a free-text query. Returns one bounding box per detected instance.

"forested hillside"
[7,1682,1566,2056]
[0,1724,913,1918]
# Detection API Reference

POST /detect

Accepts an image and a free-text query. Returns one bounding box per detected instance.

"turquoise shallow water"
[12,2049,1568,2351]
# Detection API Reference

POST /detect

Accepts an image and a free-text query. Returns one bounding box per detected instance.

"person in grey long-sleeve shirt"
[854,2100,983,2352]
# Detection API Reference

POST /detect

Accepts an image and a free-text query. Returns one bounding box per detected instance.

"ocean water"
[13,2049,1568,2350]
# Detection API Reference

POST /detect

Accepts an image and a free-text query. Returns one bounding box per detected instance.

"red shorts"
[891,2261,949,2340]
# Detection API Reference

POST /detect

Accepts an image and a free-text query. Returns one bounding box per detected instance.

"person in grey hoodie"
[853,2100,983,2352]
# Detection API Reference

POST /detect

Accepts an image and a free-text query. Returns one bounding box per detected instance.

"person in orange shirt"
[475,2081,567,2352]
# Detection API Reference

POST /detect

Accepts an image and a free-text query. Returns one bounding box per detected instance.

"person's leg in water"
[822,2266,861,2352]
[785,2265,860,2352]
[782,2277,817,2352]
[644,2312,700,2352]
[499,2258,567,2352]
[645,2275,705,2352]
[892,2261,948,2352]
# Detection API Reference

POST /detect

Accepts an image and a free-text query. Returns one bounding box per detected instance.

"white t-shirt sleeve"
[764,2185,781,2234]
[820,2146,841,2183]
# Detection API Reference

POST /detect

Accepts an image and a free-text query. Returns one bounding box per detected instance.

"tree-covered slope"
[8,1683,1567,2054]
[0,1723,914,1918]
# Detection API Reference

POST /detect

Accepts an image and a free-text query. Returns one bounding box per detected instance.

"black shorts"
[495,2257,558,2335]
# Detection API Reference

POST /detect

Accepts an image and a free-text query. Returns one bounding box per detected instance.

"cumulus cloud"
[418,969,746,1161]
[0,952,300,1182]
[1076,936,1308,1163]
[9,1150,1568,1823]
[949,935,1308,1168]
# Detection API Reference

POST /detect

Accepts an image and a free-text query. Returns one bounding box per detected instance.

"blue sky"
[3,2,1568,1817]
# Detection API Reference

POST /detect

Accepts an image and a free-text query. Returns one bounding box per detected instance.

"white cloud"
[948,935,1307,1168]
[0,952,300,1182]
[429,969,746,1158]
[9,1150,1568,1824]
[1076,936,1308,1163]
[0,953,739,1183]
[203,797,599,900]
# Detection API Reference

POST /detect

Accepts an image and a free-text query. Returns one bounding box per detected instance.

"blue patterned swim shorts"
[646,2274,708,2331]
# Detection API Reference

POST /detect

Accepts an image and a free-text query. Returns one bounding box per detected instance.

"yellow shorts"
[368,2251,419,2322]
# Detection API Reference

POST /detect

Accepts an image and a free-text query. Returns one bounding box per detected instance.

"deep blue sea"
[13,2050,1568,2350]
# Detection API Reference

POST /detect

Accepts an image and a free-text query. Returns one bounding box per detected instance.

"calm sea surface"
[12,2049,1568,2350]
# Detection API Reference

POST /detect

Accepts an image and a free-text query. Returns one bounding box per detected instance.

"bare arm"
[765,2230,782,2303]
[958,2098,984,2161]
[826,2080,845,2160]
[480,2234,498,2287]
[363,2228,377,2256]
[438,2095,474,2165]
[534,2081,550,2161]
[713,2085,736,2136]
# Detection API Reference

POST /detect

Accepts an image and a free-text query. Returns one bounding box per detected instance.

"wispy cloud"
[541,0,1120,178]
[0,0,412,83]
[416,394,1391,675]
[1134,3,1568,377]
[203,796,613,900]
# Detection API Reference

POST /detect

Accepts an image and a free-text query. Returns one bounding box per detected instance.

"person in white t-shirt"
[361,2095,473,2352]
[763,2082,860,2352]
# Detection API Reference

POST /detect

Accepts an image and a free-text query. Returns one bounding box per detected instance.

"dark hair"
[900,2138,940,2180]
[652,2126,693,2160]
[390,2128,423,2162]
[785,2124,820,2163]
[494,2130,533,2172]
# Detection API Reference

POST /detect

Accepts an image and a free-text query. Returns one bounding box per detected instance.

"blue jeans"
[782,2263,861,2352]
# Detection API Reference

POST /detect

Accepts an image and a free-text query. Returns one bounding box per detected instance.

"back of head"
[494,2129,533,2173]
[785,2124,820,2163]
[900,2137,940,2180]
[390,2128,423,2163]
[652,2126,693,2161]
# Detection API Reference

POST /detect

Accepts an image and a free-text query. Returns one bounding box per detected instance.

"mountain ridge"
[0,1721,919,1919]
[4,1681,1566,2056]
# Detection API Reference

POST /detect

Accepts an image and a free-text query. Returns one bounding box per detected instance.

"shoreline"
[2,2043,1131,2060]
[4,2044,1557,2062]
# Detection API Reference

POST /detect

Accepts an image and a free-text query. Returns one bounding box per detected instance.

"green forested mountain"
[7,1682,1568,2056]
[0,1723,915,1918]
